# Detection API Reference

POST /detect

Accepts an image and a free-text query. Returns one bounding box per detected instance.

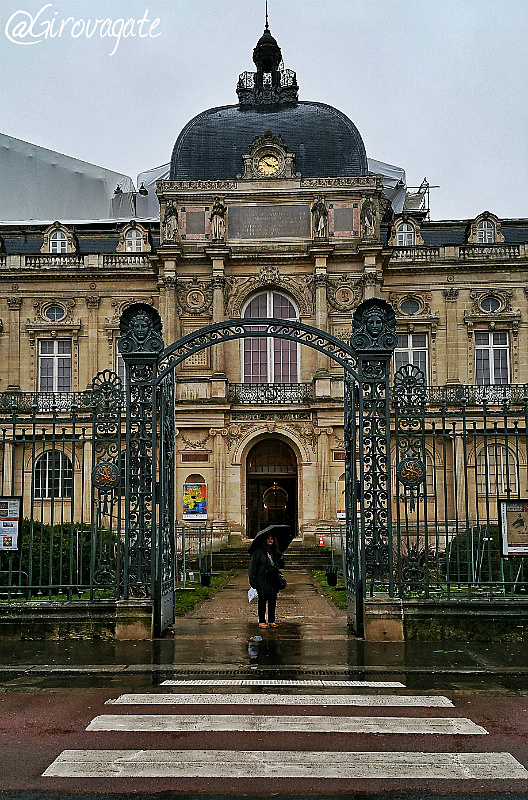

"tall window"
[396,222,415,247]
[477,219,494,244]
[49,230,67,253]
[475,331,509,385]
[33,450,73,498]
[477,445,518,495]
[125,228,143,252]
[242,292,299,383]
[39,339,72,392]
[394,333,428,381]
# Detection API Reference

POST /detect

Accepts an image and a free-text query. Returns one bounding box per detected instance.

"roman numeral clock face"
[257,153,280,175]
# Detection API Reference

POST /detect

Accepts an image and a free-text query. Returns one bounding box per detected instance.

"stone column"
[85,295,100,385]
[206,246,229,398]
[6,296,22,390]
[443,288,460,384]
[209,427,228,527]
[315,426,333,522]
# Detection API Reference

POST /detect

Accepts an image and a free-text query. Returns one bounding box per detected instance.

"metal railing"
[228,382,313,404]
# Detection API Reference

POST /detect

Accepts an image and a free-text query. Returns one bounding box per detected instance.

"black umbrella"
[248,524,295,554]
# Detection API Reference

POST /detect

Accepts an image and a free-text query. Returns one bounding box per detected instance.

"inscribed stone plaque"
[186,211,206,235]
[334,207,355,232]
[228,205,311,239]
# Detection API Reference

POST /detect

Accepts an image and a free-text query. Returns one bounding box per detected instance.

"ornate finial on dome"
[237,19,298,107]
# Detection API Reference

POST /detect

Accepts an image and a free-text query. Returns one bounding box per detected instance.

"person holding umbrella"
[248,525,291,629]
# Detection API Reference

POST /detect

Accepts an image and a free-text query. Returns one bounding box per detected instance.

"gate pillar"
[118,303,164,609]
[349,299,397,634]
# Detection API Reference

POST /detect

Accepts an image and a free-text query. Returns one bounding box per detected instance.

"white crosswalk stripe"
[43,679,528,782]
[160,678,405,687]
[43,749,528,779]
[107,692,454,707]
[87,713,487,734]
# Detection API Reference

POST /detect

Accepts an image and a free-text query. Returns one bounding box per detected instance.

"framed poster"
[182,483,207,521]
[0,497,22,551]
[500,500,528,556]
[336,480,346,520]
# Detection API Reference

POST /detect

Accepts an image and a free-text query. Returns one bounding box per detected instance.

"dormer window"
[116,221,151,254]
[396,223,415,247]
[125,228,143,252]
[49,230,67,253]
[477,219,494,244]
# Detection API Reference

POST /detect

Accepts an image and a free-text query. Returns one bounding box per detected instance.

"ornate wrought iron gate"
[118,298,397,636]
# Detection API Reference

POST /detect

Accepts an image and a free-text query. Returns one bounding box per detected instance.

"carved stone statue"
[311,195,328,238]
[360,196,376,238]
[162,200,178,242]
[210,197,227,241]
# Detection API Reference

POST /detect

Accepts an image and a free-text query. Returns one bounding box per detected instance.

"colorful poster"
[500,500,528,556]
[0,497,21,550]
[182,483,207,521]
[336,480,346,519]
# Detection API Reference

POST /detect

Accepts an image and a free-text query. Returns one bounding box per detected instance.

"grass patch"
[174,571,231,617]
[310,569,348,610]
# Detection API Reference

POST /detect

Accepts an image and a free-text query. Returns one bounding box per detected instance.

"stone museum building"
[1,22,528,550]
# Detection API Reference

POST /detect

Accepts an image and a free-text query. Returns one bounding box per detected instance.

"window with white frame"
[396,222,415,247]
[477,219,495,244]
[242,291,299,383]
[476,445,518,495]
[125,228,143,252]
[49,230,68,253]
[394,332,428,381]
[39,339,72,392]
[33,450,73,498]
[475,331,509,385]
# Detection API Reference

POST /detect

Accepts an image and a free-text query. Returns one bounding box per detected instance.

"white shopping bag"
[248,587,257,603]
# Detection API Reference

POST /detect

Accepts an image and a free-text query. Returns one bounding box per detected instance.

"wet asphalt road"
[1,570,528,798]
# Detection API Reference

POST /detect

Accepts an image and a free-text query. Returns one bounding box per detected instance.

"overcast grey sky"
[1,0,526,221]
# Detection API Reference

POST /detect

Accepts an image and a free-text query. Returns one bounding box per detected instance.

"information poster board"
[0,497,22,551]
[500,500,528,556]
[336,480,346,520]
[182,483,207,521]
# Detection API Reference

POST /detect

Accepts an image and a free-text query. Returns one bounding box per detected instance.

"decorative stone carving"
[6,297,22,310]
[464,289,520,336]
[443,288,459,301]
[351,298,397,351]
[209,197,227,241]
[118,302,164,355]
[301,176,382,189]
[327,275,364,312]
[240,130,297,180]
[180,431,211,450]
[159,180,237,192]
[85,295,100,309]
[32,299,75,322]
[161,200,179,243]
[176,278,213,316]
[225,270,314,317]
[469,289,512,314]
[311,196,328,239]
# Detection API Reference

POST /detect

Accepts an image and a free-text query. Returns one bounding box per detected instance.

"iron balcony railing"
[0,391,95,414]
[228,382,313,404]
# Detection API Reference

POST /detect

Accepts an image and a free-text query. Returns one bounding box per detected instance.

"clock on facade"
[257,153,280,175]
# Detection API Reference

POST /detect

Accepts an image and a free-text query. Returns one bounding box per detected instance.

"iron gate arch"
[118,298,397,635]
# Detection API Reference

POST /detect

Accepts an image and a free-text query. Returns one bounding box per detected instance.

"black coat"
[249,546,285,596]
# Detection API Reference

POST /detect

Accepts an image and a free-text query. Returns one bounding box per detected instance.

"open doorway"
[246,438,297,539]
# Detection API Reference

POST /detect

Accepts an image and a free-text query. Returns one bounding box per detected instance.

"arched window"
[476,445,518,495]
[396,222,415,247]
[33,450,73,498]
[49,230,68,253]
[477,219,494,244]
[242,291,299,383]
[125,228,143,252]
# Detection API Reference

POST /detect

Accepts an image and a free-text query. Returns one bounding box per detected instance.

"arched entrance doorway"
[246,438,297,539]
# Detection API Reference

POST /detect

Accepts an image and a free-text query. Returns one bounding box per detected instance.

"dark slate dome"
[170,26,367,181]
